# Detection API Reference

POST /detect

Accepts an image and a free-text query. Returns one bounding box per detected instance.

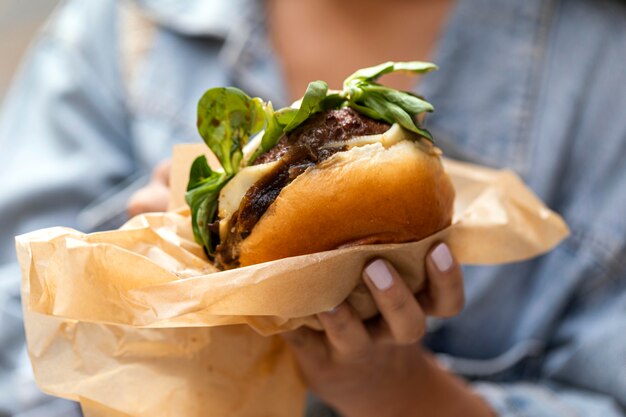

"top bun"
[237,139,455,267]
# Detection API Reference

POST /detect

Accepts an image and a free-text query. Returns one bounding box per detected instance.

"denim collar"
[134,0,257,37]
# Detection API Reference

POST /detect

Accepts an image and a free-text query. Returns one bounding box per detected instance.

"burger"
[186,61,454,271]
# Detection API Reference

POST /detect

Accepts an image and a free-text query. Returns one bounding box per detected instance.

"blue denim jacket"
[0,0,625,416]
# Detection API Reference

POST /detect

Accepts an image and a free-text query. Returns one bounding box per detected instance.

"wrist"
[407,350,495,417]
[338,349,494,417]
[334,348,429,417]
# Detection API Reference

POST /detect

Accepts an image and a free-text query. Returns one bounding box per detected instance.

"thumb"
[127,183,170,217]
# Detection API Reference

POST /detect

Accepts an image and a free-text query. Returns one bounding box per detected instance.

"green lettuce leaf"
[344,61,438,86]
[185,155,230,256]
[362,92,433,140]
[284,81,328,131]
[197,87,265,174]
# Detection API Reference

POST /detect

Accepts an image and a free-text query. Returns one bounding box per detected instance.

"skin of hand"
[127,160,172,216]
[282,248,495,417]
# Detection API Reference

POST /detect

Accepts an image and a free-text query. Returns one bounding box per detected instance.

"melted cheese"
[218,160,279,239]
[324,123,407,150]
[322,123,435,154]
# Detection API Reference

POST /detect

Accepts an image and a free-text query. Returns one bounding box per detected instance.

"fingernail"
[364,259,394,291]
[431,243,453,272]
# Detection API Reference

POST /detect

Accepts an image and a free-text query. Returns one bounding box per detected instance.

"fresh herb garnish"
[341,61,437,139]
[284,80,328,131]
[186,87,265,255]
[187,62,438,257]
[196,87,265,174]
[185,156,228,256]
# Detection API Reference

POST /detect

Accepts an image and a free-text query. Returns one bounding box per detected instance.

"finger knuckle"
[434,270,456,289]
[388,290,412,313]
[324,309,353,334]
[350,347,373,363]
[397,321,425,345]
[397,336,420,346]
[329,318,350,334]
[427,270,466,317]
[439,289,466,318]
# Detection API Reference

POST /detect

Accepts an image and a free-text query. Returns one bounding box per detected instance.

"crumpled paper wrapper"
[16,144,569,417]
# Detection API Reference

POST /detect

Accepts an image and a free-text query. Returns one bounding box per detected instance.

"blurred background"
[1,3,76,416]
[0,0,60,105]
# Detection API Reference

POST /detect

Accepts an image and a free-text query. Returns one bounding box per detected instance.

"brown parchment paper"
[16,144,569,417]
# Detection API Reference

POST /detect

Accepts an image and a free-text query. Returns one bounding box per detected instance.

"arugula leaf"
[363,86,434,114]
[392,61,439,74]
[339,62,438,140]
[197,87,265,174]
[362,92,433,140]
[346,101,385,121]
[320,92,348,110]
[344,61,438,86]
[344,62,396,85]
[249,102,286,164]
[185,155,230,256]
[362,93,412,129]
[275,107,298,125]
[284,80,328,131]
[260,102,285,151]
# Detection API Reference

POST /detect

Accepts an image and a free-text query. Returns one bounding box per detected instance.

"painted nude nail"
[364,259,394,291]
[431,243,453,272]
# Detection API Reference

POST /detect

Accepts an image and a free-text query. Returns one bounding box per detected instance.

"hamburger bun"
[237,133,455,268]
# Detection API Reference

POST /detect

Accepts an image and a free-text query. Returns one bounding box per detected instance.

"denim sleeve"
[0,1,133,414]
[474,270,626,417]
[0,0,135,254]
[475,383,625,417]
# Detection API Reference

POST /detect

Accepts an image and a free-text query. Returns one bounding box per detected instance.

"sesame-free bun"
[237,139,455,269]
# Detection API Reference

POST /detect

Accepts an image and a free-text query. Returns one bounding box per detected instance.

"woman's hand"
[127,160,171,216]
[282,244,494,417]
[127,161,493,416]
